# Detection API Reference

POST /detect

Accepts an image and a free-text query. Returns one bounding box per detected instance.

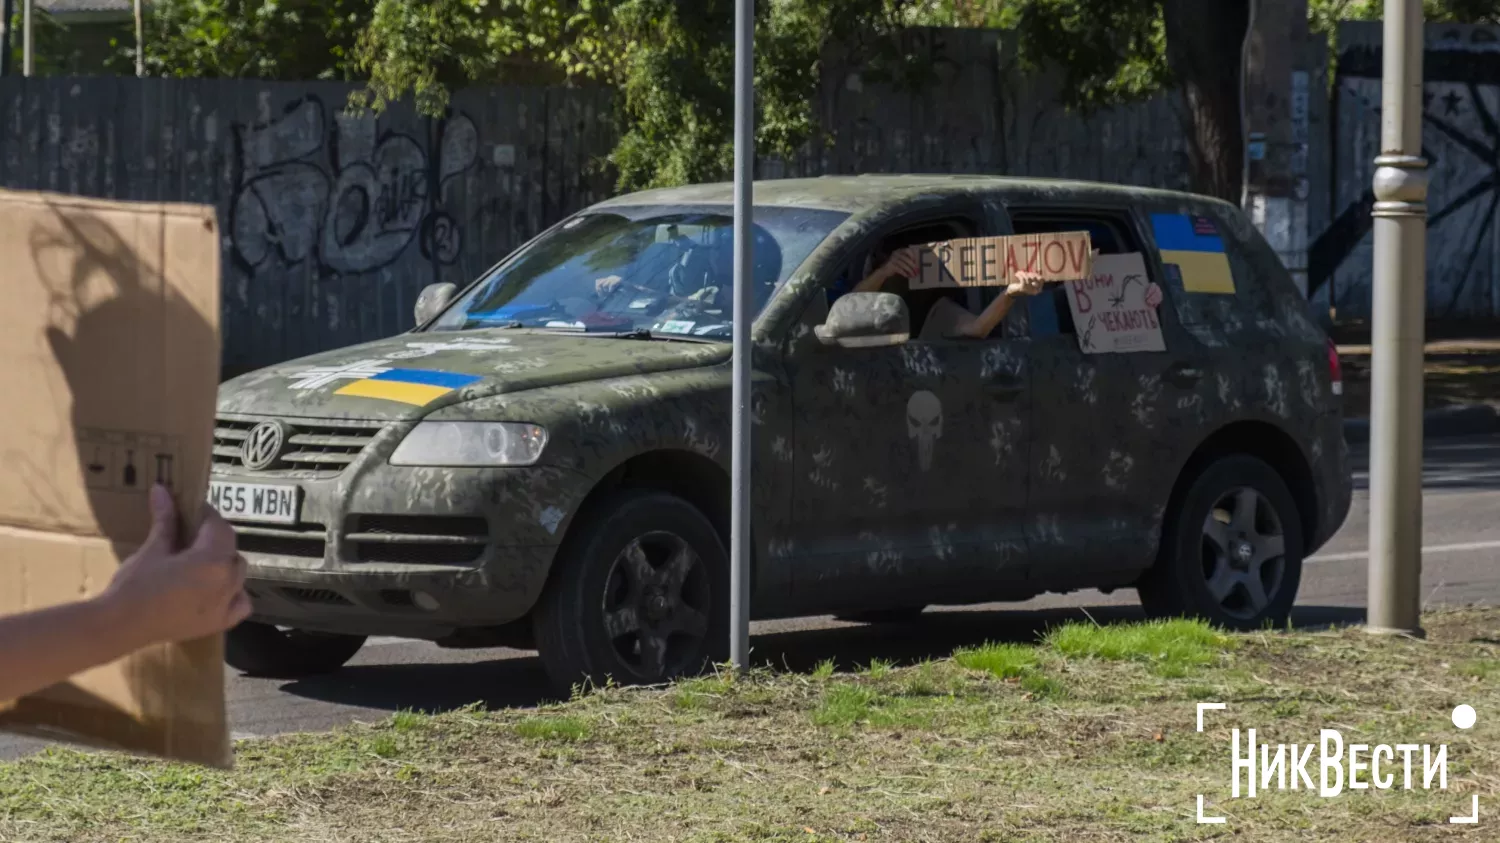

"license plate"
[208,481,300,525]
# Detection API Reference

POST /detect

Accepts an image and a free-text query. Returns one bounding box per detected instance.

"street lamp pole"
[1367,0,1428,635]
[728,0,754,669]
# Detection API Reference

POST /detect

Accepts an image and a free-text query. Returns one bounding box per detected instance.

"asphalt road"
[4,435,1498,759]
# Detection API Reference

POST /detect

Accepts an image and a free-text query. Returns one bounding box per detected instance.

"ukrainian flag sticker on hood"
[335,368,482,407]
[1151,213,1236,294]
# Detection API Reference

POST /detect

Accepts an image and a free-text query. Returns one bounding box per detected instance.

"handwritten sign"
[911,231,1094,290]
[1064,252,1166,354]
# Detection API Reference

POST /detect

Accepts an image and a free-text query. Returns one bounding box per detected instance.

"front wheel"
[1138,454,1304,630]
[224,622,367,678]
[532,490,728,697]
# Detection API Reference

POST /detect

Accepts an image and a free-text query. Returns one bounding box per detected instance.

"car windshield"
[428,204,849,339]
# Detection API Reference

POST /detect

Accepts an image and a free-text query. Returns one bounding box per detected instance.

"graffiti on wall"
[1311,25,1500,321]
[229,95,479,278]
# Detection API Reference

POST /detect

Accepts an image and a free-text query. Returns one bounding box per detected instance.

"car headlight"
[389,421,549,467]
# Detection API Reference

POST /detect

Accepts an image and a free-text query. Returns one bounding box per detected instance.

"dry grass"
[3,610,1500,842]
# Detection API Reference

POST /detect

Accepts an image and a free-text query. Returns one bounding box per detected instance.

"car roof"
[591,174,1233,216]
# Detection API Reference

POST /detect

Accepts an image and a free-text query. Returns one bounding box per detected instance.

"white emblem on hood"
[286,359,393,390]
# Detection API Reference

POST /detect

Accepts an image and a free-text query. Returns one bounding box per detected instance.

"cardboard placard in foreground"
[1063,252,1166,354]
[0,188,228,767]
[910,231,1094,290]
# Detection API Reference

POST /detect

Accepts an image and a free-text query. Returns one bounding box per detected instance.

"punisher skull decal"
[906,390,943,471]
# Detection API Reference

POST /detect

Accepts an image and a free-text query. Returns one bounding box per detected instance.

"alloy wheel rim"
[1200,486,1287,621]
[600,531,710,680]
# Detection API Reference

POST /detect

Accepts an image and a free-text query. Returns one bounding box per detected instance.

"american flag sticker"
[1192,216,1218,236]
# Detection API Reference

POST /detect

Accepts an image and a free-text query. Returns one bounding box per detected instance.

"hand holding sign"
[1145,282,1163,309]
[1006,271,1046,298]
[883,246,921,280]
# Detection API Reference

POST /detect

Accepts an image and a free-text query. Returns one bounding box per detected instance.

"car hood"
[218,330,731,421]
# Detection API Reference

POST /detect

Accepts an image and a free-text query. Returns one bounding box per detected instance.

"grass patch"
[514,715,591,742]
[954,642,1040,678]
[1453,659,1496,681]
[4,611,1499,842]
[390,709,429,732]
[1045,617,1233,676]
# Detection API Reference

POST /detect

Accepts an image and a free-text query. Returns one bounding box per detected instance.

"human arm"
[948,270,1048,339]
[0,485,250,703]
[852,246,920,294]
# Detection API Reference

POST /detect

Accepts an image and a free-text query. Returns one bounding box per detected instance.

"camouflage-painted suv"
[212,175,1352,694]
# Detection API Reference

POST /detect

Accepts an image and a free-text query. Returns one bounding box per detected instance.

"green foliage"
[1309,0,1500,36]
[1004,0,1169,111]
[351,0,930,189]
[7,9,81,76]
[129,0,372,80]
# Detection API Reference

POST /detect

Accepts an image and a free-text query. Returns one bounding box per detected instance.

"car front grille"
[213,418,385,477]
[279,587,352,606]
[343,514,489,566]
[234,523,328,560]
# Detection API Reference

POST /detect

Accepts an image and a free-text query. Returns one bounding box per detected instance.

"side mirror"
[814,292,911,348]
[414,282,458,327]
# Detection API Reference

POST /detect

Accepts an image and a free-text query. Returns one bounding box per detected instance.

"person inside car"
[597,225,784,325]
[851,245,1047,340]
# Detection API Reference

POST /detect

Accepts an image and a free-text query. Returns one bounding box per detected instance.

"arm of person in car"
[0,485,250,704]
[947,271,1047,339]
[852,246,920,293]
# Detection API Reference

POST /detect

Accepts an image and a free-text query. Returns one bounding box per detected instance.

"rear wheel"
[224,622,366,678]
[834,606,927,624]
[1138,454,1304,630]
[533,490,727,697]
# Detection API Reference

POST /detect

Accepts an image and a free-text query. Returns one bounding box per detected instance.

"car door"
[783,207,1032,613]
[1001,203,1190,591]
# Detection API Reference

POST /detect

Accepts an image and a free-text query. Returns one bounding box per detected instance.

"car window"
[827,217,988,340]
[429,204,848,340]
[1006,210,1145,339]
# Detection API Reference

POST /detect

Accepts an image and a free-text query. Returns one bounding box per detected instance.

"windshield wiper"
[589,328,720,343]
[459,318,524,330]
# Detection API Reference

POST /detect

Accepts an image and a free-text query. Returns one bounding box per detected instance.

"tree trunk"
[1160,0,1251,203]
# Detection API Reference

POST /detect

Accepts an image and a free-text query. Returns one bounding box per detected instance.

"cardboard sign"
[1063,252,1166,354]
[911,231,1094,290]
[0,188,228,766]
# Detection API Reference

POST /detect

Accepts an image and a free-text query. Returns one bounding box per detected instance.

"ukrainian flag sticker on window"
[335,368,482,406]
[1151,213,1235,294]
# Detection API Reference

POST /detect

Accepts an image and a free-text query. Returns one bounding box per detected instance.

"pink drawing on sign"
[1144,282,1163,309]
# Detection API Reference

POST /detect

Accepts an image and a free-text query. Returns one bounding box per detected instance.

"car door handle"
[1165,363,1203,388]
[984,376,1025,402]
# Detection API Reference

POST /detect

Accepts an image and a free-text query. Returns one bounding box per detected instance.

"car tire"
[532,490,728,698]
[834,607,927,624]
[224,622,367,678]
[1138,454,1304,631]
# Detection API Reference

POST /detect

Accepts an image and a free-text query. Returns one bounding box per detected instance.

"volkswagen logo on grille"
[242,421,287,471]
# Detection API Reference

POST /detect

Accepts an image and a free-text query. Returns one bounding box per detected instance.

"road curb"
[1344,404,1500,444]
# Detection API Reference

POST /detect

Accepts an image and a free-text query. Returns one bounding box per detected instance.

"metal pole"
[134,0,144,77]
[20,0,29,77]
[0,0,14,77]
[728,0,754,670]
[1367,0,1428,636]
